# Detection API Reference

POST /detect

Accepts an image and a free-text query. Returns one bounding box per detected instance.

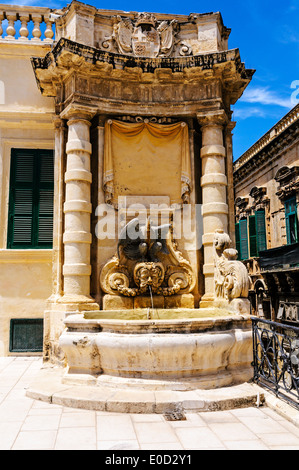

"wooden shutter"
[235,223,241,259]
[249,215,258,258]
[256,209,267,253]
[7,149,54,249]
[285,197,298,245]
[37,151,54,247]
[239,218,249,260]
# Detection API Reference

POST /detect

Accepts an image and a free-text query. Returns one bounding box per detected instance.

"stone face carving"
[214,230,250,301]
[100,217,195,298]
[102,13,178,57]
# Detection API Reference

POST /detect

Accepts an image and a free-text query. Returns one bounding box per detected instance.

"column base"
[199,293,215,308]
[58,294,99,312]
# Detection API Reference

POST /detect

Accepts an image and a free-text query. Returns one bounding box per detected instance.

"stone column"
[225,121,236,247]
[60,105,98,307]
[197,110,228,305]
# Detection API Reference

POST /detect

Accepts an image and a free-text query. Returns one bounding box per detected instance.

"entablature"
[31,37,254,116]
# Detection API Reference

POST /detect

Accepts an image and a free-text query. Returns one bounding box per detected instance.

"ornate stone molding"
[100,217,195,298]
[275,165,299,200]
[249,186,269,211]
[102,13,179,58]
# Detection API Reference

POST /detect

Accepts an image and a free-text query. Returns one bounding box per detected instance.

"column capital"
[197,109,229,128]
[53,115,66,130]
[60,103,98,122]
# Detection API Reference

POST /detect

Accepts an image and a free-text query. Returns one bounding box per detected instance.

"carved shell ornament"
[100,217,195,297]
[102,13,181,58]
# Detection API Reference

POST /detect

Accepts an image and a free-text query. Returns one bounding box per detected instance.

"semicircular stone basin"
[59,309,253,391]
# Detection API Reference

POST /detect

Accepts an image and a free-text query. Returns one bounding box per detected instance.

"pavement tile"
[55,426,97,450]
[12,430,57,450]
[97,414,137,441]
[21,414,61,431]
[0,421,25,450]
[59,410,96,427]
[140,442,184,450]
[208,422,257,441]
[236,415,288,434]
[258,432,299,448]
[223,440,270,450]
[174,426,226,450]
[168,412,206,427]
[134,421,179,444]
[199,410,239,424]
[130,413,164,422]
[97,440,140,450]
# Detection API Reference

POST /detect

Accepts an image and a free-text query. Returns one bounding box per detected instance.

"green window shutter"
[249,215,257,258]
[239,218,249,260]
[256,209,267,253]
[235,223,241,260]
[285,197,298,245]
[37,151,54,247]
[7,149,54,249]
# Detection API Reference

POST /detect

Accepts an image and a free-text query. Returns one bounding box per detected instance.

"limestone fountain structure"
[29,1,256,403]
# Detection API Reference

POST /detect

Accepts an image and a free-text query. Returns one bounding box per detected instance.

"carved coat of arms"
[103,13,177,58]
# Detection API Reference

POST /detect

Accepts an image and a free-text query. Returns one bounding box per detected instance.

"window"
[9,318,43,352]
[249,209,267,257]
[7,149,54,249]
[285,196,298,245]
[236,218,249,260]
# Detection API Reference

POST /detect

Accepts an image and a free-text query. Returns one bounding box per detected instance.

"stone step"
[26,365,264,414]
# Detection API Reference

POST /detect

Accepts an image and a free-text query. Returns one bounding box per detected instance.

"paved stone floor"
[1,357,299,450]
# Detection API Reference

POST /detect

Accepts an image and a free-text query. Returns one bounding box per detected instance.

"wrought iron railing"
[252,316,299,409]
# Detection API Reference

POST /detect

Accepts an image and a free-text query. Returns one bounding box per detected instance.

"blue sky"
[2,0,299,160]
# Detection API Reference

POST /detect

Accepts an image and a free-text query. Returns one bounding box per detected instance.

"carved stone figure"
[213,229,250,301]
[117,217,170,262]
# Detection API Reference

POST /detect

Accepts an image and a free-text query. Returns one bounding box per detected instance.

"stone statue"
[213,229,250,301]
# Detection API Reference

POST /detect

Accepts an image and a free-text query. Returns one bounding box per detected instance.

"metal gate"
[252,316,299,409]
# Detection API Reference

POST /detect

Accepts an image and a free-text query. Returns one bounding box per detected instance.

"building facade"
[0,1,253,360]
[233,104,299,324]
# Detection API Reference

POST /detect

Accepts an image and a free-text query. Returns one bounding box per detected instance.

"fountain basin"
[59,309,253,390]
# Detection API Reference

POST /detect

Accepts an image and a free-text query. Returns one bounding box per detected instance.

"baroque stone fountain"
[27,2,257,410]
[58,216,252,391]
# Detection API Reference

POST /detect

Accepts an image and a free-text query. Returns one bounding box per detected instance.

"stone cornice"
[234,103,299,176]
[233,117,299,185]
[31,37,254,102]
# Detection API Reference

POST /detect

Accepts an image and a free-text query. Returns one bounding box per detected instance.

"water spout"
[147,285,154,319]
[148,285,154,310]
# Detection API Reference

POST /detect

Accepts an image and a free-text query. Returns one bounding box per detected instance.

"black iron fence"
[251,316,299,409]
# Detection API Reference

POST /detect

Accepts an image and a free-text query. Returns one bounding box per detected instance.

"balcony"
[0,4,57,43]
[259,243,299,272]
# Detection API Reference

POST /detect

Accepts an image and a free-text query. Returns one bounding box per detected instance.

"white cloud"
[240,86,293,109]
[233,107,266,120]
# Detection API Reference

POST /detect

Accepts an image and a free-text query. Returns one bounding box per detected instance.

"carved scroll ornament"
[100,217,195,297]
